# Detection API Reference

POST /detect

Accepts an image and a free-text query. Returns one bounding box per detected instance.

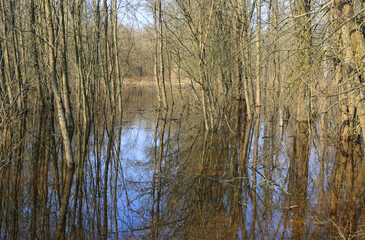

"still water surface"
[0,85,364,239]
[112,86,364,239]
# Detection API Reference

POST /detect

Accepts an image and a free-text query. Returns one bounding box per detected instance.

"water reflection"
[0,85,364,239]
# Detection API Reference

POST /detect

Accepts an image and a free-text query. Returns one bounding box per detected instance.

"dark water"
[0,85,364,239]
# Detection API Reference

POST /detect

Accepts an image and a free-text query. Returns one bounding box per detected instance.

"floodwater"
[1,84,364,239]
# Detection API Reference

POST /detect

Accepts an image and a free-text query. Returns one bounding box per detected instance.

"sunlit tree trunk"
[60,0,74,138]
[92,0,102,237]
[334,0,365,141]
[236,0,256,121]
[112,0,122,238]
[44,1,75,238]
[153,0,162,108]
[158,0,168,110]
[295,0,312,123]
[251,0,261,236]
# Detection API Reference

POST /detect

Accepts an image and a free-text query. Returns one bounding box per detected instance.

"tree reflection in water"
[0,85,364,239]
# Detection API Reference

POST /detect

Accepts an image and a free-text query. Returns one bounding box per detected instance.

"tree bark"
[44,1,75,239]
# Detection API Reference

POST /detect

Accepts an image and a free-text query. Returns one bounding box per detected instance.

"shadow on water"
[0,85,365,239]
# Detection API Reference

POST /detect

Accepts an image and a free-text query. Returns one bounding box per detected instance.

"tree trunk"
[44,1,75,238]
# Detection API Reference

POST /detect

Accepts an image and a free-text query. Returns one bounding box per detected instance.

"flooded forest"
[1,0,365,239]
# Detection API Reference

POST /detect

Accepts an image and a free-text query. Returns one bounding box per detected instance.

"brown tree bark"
[44,1,75,239]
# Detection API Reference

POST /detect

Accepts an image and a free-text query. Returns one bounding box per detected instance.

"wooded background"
[0,0,365,239]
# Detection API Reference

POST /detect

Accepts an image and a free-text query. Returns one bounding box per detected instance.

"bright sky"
[118,0,153,29]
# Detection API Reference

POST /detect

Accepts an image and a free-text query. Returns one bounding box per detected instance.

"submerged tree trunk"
[291,121,310,239]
